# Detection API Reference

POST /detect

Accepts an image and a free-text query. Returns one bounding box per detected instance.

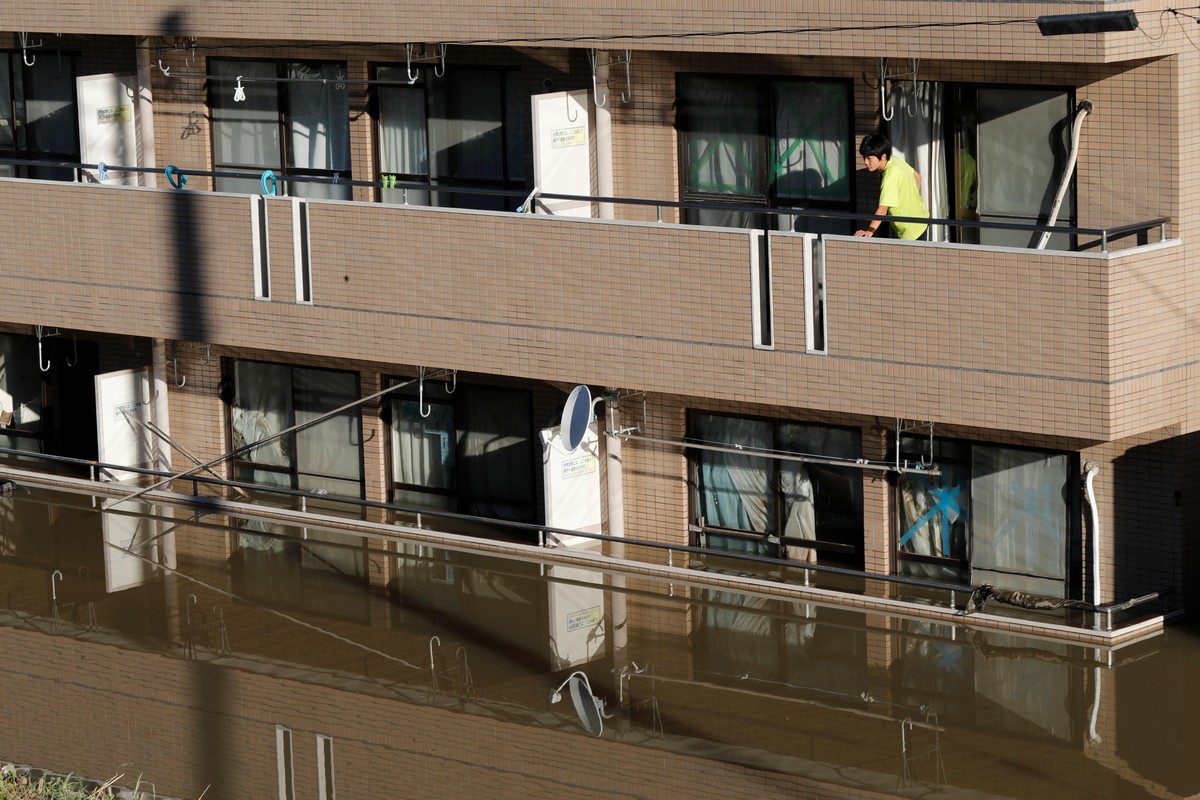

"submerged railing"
[0,446,1173,635]
[0,156,1170,253]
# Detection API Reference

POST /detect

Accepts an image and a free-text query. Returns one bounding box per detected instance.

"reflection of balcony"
[0,170,1180,440]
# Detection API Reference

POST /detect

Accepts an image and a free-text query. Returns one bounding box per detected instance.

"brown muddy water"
[0,483,1195,799]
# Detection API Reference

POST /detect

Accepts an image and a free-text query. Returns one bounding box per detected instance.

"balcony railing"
[1,156,1170,253]
[0,156,1182,440]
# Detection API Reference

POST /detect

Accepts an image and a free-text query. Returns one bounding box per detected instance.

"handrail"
[0,156,1169,253]
[0,445,1171,626]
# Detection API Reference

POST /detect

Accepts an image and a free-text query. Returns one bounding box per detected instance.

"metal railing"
[0,156,1171,253]
[0,445,1173,632]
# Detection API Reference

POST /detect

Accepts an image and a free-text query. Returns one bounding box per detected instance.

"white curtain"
[971,446,1069,581]
[377,67,431,206]
[889,81,948,242]
[391,398,455,491]
[293,367,361,495]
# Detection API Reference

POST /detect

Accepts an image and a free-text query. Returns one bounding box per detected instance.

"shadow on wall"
[1110,432,1199,612]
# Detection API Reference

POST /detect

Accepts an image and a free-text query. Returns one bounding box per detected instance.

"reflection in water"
[0,484,1194,798]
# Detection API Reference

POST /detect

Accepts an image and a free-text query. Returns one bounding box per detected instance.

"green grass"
[0,767,137,800]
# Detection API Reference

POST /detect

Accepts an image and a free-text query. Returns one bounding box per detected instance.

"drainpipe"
[135,37,158,187]
[594,52,614,220]
[1036,100,1093,250]
[605,393,627,667]
[1083,460,1101,608]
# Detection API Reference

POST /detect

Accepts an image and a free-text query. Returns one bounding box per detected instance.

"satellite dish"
[567,674,605,736]
[560,385,593,452]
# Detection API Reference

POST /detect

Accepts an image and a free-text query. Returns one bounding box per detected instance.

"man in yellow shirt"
[854,133,930,241]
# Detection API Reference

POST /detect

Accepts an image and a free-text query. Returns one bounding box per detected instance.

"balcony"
[0,172,1179,441]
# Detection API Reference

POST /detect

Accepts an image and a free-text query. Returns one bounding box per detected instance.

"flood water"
[0,482,1196,799]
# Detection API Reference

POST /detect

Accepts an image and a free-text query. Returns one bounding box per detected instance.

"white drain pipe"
[1083,460,1101,608]
[1036,100,1093,250]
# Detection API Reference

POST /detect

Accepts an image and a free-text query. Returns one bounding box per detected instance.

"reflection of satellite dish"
[561,385,593,453]
[550,671,606,736]
[569,675,604,736]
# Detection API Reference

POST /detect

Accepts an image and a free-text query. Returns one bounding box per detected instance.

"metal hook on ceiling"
[155,38,170,77]
[405,44,420,84]
[433,43,447,78]
[171,341,186,387]
[19,33,40,67]
[444,370,457,394]
[418,366,432,418]
[34,325,56,372]
[617,50,632,104]
[65,331,77,367]
[405,43,447,85]
[589,50,607,110]
[878,58,920,122]
[51,569,63,602]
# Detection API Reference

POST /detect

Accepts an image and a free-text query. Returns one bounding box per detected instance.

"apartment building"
[0,2,1194,622]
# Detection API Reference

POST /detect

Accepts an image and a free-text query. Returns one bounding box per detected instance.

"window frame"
[208,58,353,197]
[371,63,526,210]
[944,82,1077,248]
[224,357,366,501]
[894,434,1081,595]
[385,378,538,525]
[676,73,856,232]
[0,50,81,180]
[688,410,865,566]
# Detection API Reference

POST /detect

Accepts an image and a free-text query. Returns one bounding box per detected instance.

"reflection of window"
[897,436,1074,595]
[951,85,1074,249]
[236,524,369,620]
[697,592,866,698]
[691,413,863,565]
[388,381,535,523]
[0,51,79,180]
[894,620,1074,739]
[227,360,364,499]
[210,59,351,199]
[677,75,853,233]
[375,66,525,211]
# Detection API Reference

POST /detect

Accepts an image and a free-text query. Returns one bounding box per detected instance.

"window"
[388,381,536,527]
[210,59,351,199]
[226,360,364,499]
[897,436,1076,596]
[375,66,525,211]
[949,85,1075,249]
[0,51,79,180]
[691,413,863,566]
[316,734,335,800]
[275,725,295,800]
[677,75,853,233]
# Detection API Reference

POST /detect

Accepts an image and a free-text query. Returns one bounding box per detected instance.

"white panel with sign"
[77,72,141,185]
[547,564,608,669]
[95,367,154,482]
[540,422,602,547]
[531,90,594,217]
[102,504,159,592]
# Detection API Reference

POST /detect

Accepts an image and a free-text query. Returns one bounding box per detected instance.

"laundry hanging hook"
[418,367,432,418]
[19,33,37,67]
[433,43,447,78]
[35,325,51,372]
[618,50,633,104]
[405,44,420,84]
[233,75,246,102]
[65,332,77,367]
[155,38,169,76]
[444,370,457,394]
[172,342,186,387]
[589,50,607,110]
[879,59,894,122]
[51,570,63,602]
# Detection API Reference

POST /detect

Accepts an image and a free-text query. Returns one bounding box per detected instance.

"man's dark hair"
[859,133,892,160]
